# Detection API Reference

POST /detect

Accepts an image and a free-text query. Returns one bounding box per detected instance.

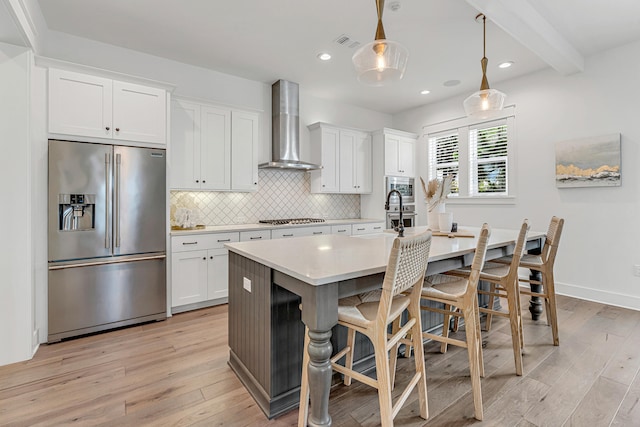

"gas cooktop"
[258,218,326,226]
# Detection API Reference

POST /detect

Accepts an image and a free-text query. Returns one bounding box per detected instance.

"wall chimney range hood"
[258,80,322,171]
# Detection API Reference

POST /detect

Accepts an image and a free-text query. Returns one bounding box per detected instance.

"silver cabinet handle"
[313,232,322,235]
[182,241,198,245]
[115,153,121,248]
[337,229,346,233]
[283,234,294,237]
[250,236,262,240]
[374,226,382,230]
[104,153,111,249]
[357,228,365,231]
[217,239,231,242]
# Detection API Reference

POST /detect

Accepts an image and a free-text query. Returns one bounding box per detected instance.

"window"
[425,107,515,203]
[470,122,508,195]
[428,131,459,194]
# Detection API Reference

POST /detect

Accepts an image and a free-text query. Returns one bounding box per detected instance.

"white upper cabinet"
[310,125,340,193]
[200,105,232,190]
[339,129,372,193]
[48,68,166,145]
[170,98,259,192]
[111,81,167,144]
[383,130,416,177]
[309,122,372,194]
[231,110,260,191]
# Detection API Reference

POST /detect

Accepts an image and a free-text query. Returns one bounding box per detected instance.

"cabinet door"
[354,133,372,193]
[112,81,166,144]
[170,100,201,189]
[384,136,400,175]
[200,106,231,190]
[49,69,113,139]
[397,138,415,177]
[319,127,340,192]
[171,250,208,307]
[208,248,229,300]
[339,130,356,193]
[231,110,259,191]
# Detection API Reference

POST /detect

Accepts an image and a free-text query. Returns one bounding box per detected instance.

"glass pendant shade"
[463,88,506,118]
[464,14,506,118]
[352,39,409,86]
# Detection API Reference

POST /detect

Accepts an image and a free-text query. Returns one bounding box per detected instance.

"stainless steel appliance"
[387,205,416,229]
[258,218,325,225]
[258,80,322,171]
[385,176,415,205]
[48,140,166,342]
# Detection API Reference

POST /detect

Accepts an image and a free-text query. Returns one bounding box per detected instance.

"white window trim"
[423,106,517,205]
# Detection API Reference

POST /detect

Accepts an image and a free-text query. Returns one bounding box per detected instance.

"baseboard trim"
[553,281,640,312]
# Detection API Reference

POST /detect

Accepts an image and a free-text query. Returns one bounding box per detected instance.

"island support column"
[296,280,339,427]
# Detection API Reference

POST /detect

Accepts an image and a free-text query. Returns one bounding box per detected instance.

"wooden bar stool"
[298,231,433,427]
[418,224,491,421]
[494,216,565,346]
[446,219,530,376]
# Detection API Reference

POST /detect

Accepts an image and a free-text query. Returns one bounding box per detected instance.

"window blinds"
[428,132,459,194]
[469,121,508,195]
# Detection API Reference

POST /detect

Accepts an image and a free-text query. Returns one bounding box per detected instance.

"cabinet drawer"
[271,225,331,239]
[240,230,271,242]
[352,222,385,235]
[172,232,239,252]
[331,224,352,235]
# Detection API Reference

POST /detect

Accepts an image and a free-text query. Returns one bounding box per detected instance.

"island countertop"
[225,226,546,286]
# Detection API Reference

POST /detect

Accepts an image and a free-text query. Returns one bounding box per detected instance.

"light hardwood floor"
[1,294,639,426]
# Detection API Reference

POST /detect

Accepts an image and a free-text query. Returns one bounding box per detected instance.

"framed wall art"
[555,133,621,188]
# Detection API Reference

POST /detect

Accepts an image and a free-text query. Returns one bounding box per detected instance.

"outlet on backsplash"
[170,170,361,225]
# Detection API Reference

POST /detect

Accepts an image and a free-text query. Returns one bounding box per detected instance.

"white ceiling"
[33,0,640,114]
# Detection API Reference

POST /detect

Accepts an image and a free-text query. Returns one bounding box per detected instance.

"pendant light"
[352,0,408,86]
[463,14,506,118]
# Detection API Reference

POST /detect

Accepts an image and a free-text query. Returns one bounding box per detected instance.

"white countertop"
[170,218,385,235]
[225,226,546,286]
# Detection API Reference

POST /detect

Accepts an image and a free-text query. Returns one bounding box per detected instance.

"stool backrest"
[378,231,432,322]
[506,219,531,283]
[542,216,565,267]
[466,224,492,297]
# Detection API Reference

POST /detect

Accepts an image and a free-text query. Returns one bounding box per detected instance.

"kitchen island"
[225,226,545,426]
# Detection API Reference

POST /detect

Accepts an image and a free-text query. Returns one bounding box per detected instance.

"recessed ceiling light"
[317,52,332,61]
[499,61,514,68]
[443,79,461,87]
[420,90,430,95]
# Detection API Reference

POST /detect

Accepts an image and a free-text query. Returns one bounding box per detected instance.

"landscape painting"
[555,134,621,188]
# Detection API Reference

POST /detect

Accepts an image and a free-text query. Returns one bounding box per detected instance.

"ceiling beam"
[466,0,584,75]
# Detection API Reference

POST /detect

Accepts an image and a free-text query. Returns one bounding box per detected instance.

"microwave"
[385,176,415,205]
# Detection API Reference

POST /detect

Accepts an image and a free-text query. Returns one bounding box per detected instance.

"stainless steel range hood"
[258,80,322,171]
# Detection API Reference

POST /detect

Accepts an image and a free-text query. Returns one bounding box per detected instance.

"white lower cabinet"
[331,224,352,235]
[351,222,385,235]
[271,225,331,239]
[171,232,239,311]
[171,250,209,307]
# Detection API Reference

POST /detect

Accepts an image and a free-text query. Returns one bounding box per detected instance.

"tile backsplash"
[171,170,360,225]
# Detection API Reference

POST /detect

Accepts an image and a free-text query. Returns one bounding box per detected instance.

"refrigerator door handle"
[105,152,111,249]
[49,254,166,270]
[115,153,121,248]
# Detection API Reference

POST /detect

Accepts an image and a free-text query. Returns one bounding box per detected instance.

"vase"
[428,204,445,231]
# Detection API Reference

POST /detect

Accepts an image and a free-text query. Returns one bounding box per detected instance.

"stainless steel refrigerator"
[48,140,167,342]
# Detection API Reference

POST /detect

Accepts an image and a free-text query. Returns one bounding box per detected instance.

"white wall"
[0,42,34,365]
[393,40,640,310]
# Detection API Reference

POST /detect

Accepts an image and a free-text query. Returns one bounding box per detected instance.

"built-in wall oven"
[386,205,416,230]
[385,176,416,229]
[385,176,415,205]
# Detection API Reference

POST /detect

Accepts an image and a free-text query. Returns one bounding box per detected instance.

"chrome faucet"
[385,190,404,237]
